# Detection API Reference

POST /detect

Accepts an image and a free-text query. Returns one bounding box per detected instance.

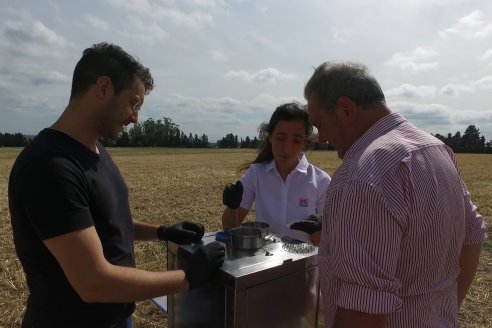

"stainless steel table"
[167,231,323,328]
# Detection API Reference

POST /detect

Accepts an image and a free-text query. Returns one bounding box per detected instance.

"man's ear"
[335,96,358,124]
[94,76,112,99]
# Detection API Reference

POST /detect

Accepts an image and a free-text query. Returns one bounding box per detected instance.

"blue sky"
[1,0,492,142]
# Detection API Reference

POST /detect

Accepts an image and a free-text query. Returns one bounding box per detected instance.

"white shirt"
[240,154,331,239]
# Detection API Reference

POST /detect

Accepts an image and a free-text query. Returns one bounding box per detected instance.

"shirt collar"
[344,112,406,162]
[265,153,309,174]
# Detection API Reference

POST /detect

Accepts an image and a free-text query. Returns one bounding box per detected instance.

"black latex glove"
[222,180,243,209]
[289,215,322,234]
[157,220,205,244]
[185,242,225,289]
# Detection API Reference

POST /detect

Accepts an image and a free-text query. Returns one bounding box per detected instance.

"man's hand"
[157,220,205,244]
[222,180,243,209]
[289,215,322,234]
[185,242,225,289]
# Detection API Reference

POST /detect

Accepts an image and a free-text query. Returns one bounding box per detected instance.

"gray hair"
[304,61,385,112]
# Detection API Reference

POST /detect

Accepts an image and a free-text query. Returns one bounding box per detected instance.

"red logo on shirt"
[299,198,308,207]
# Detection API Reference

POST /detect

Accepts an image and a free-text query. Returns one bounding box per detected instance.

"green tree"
[461,125,484,153]
[129,123,145,146]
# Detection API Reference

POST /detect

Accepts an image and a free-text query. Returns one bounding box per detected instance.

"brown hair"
[238,102,314,172]
[70,42,154,99]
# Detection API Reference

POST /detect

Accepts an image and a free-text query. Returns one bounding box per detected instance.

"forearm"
[457,244,482,308]
[133,219,159,241]
[334,308,388,328]
[45,227,188,303]
[82,264,189,303]
[221,207,242,230]
[311,231,321,246]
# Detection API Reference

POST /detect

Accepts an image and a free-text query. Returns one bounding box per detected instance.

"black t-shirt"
[9,129,135,328]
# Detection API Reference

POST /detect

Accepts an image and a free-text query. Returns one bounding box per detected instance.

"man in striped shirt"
[303,62,488,327]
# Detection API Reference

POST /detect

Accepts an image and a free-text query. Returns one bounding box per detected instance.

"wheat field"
[0,148,490,328]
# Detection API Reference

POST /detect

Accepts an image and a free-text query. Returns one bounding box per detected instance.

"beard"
[96,97,125,140]
[101,122,124,140]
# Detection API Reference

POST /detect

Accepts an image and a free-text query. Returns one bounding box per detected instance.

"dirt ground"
[0,148,490,328]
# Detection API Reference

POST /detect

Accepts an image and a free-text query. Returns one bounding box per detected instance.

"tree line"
[102,117,210,148]
[433,125,492,153]
[216,133,260,149]
[1,118,492,153]
[0,133,29,147]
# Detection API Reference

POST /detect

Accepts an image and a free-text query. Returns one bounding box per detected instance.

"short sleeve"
[19,156,94,240]
[239,165,257,211]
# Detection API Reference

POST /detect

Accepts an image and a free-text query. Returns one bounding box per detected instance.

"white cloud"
[115,16,169,43]
[259,6,269,14]
[48,1,61,13]
[85,15,110,31]
[1,1,492,141]
[133,18,169,40]
[158,9,214,28]
[389,100,492,138]
[440,83,474,96]
[439,11,492,39]
[390,101,453,126]
[32,21,66,48]
[331,27,353,44]
[142,92,303,141]
[181,0,227,10]
[439,75,492,95]
[105,0,223,28]
[473,75,492,90]
[1,61,70,86]
[0,10,68,58]
[385,47,439,72]
[386,84,437,98]
[210,49,227,61]
[104,0,153,15]
[225,68,295,83]
[242,33,282,53]
[479,48,492,61]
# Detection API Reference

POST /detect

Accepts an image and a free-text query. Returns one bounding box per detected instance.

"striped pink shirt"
[318,113,488,327]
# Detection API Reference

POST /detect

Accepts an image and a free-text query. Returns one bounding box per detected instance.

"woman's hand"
[222,180,243,209]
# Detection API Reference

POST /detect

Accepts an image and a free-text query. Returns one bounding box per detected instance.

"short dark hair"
[70,42,154,99]
[304,61,385,112]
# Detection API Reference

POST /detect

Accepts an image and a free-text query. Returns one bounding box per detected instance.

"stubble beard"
[103,122,124,140]
[98,98,124,140]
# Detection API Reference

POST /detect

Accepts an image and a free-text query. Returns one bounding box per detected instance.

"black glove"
[222,180,243,209]
[289,215,322,234]
[157,220,205,244]
[185,242,225,289]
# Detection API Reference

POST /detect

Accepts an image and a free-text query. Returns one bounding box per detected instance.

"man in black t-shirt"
[8,43,225,328]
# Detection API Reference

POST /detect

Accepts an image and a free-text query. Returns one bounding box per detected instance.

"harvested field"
[0,148,490,328]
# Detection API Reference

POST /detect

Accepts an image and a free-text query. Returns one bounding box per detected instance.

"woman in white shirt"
[221,102,331,244]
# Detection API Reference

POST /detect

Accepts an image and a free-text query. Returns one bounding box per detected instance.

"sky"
[1,0,492,143]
